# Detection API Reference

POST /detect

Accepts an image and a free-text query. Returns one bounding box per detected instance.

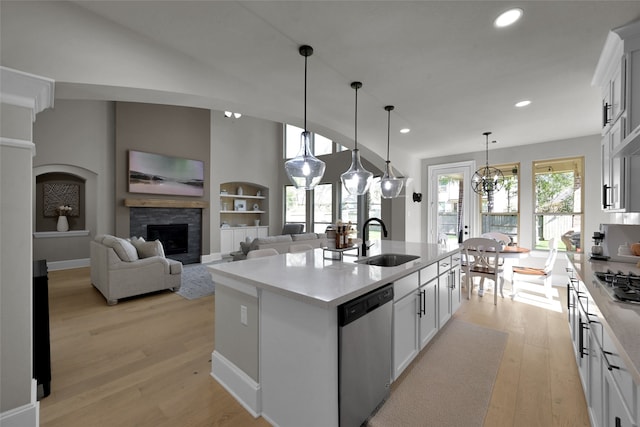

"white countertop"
[208,240,458,307]
[566,253,640,384]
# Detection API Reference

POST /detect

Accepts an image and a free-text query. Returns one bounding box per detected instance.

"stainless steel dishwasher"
[338,284,393,427]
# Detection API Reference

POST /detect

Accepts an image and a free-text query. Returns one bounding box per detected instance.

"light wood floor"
[40,267,589,427]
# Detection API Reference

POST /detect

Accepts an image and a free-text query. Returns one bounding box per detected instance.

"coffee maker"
[598,224,640,263]
[590,231,606,260]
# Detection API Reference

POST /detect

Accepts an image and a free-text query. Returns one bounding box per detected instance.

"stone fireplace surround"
[130,207,202,264]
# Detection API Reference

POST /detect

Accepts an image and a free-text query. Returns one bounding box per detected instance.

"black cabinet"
[33,259,51,398]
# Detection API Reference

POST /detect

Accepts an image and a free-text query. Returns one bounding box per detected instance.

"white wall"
[421,134,613,249]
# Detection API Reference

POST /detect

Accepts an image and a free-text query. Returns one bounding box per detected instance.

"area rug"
[176,263,216,300]
[368,319,507,427]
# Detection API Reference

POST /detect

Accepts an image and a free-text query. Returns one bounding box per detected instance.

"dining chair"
[461,237,505,305]
[246,248,279,259]
[289,243,314,253]
[511,237,558,299]
[480,232,511,246]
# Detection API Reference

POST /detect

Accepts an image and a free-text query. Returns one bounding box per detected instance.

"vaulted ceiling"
[3,1,640,165]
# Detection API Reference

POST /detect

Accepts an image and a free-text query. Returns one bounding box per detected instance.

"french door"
[427,162,476,245]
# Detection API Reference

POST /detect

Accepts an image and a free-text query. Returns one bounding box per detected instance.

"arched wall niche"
[34,165,97,234]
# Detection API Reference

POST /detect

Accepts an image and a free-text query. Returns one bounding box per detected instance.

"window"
[340,182,358,228]
[313,183,333,233]
[533,157,583,251]
[367,177,382,240]
[284,124,336,158]
[314,134,333,156]
[285,185,306,231]
[480,164,519,244]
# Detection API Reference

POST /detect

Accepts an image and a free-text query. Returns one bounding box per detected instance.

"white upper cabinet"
[594,20,640,212]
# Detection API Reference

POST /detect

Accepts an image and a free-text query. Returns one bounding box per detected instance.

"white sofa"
[232,232,328,260]
[90,234,182,305]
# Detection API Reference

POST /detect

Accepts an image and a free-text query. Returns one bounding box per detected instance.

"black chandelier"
[471,132,504,209]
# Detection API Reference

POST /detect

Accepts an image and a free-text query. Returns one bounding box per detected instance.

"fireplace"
[130,207,202,264]
[147,224,188,255]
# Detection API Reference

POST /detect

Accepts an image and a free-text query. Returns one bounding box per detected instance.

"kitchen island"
[207,241,460,427]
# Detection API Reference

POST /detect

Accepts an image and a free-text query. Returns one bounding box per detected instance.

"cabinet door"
[419,280,438,349]
[232,228,247,252]
[611,57,625,123]
[604,369,636,427]
[588,329,603,427]
[257,226,269,238]
[450,264,461,314]
[245,227,259,241]
[438,272,452,327]
[221,229,234,253]
[393,292,419,380]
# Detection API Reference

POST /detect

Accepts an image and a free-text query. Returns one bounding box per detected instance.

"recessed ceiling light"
[515,100,531,108]
[494,8,523,28]
[400,128,410,134]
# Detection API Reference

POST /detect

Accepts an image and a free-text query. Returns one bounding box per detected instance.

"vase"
[57,215,69,232]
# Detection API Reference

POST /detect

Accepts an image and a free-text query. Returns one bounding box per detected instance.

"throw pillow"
[110,237,139,262]
[240,241,250,255]
[134,239,165,259]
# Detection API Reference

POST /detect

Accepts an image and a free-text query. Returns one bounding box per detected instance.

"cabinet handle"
[567,283,573,310]
[602,350,620,371]
[417,290,425,318]
[603,185,612,209]
[578,317,589,359]
[603,102,611,127]
[422,289,426,316]
[615,416,621,427]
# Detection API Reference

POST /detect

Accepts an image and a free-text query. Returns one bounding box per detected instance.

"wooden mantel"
[124,198,209,209]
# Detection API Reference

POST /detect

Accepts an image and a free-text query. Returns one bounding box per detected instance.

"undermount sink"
[355,253,420,267]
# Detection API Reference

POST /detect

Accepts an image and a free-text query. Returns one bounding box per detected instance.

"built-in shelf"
[33,230,90,239]
[220,210,265,214]
[220,193,265,200]
[124,198,209,208]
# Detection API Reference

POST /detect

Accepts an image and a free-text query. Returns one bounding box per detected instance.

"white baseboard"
[46,258,90,271]
[0,380,39,427]
[211,350,261,417]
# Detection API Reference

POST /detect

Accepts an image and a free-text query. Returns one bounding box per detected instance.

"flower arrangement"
[57,205,72,216]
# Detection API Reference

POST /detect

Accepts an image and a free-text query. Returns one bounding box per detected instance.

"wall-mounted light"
[224,111,242,119]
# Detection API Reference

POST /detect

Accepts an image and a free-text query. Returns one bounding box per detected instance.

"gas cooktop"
[594,270,640,304]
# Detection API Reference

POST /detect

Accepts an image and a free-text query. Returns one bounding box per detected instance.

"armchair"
[90,235,182,305]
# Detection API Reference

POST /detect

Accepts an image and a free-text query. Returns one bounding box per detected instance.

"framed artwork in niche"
[128,150,204,196]
[43,183,80,217]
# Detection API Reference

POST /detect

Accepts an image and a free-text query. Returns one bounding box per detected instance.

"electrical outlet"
[241,305,248,326]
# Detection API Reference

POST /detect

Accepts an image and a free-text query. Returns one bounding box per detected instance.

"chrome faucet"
[361,217,388,256]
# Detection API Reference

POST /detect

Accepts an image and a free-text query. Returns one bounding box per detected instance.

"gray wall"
[114,102,211,252]
[33,100,115,263]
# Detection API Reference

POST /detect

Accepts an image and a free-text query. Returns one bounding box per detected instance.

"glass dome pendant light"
[380,105,404,199]
[341,81,373,196]
[284,45,326,190]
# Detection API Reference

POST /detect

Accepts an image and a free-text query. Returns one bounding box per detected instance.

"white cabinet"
[392,261,442,380]
[418,277,438,350]
[220,226,268,254]
[566,267,639,427]
[393,271,420,380]
[437,256,460,327]
[392,288,419,380]
[594,21,640,212]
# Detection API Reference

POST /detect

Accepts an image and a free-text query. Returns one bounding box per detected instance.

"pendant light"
[284,45,326,190]
[341,81,373,196]
[471,131,504,212]
[380,105,404,199]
